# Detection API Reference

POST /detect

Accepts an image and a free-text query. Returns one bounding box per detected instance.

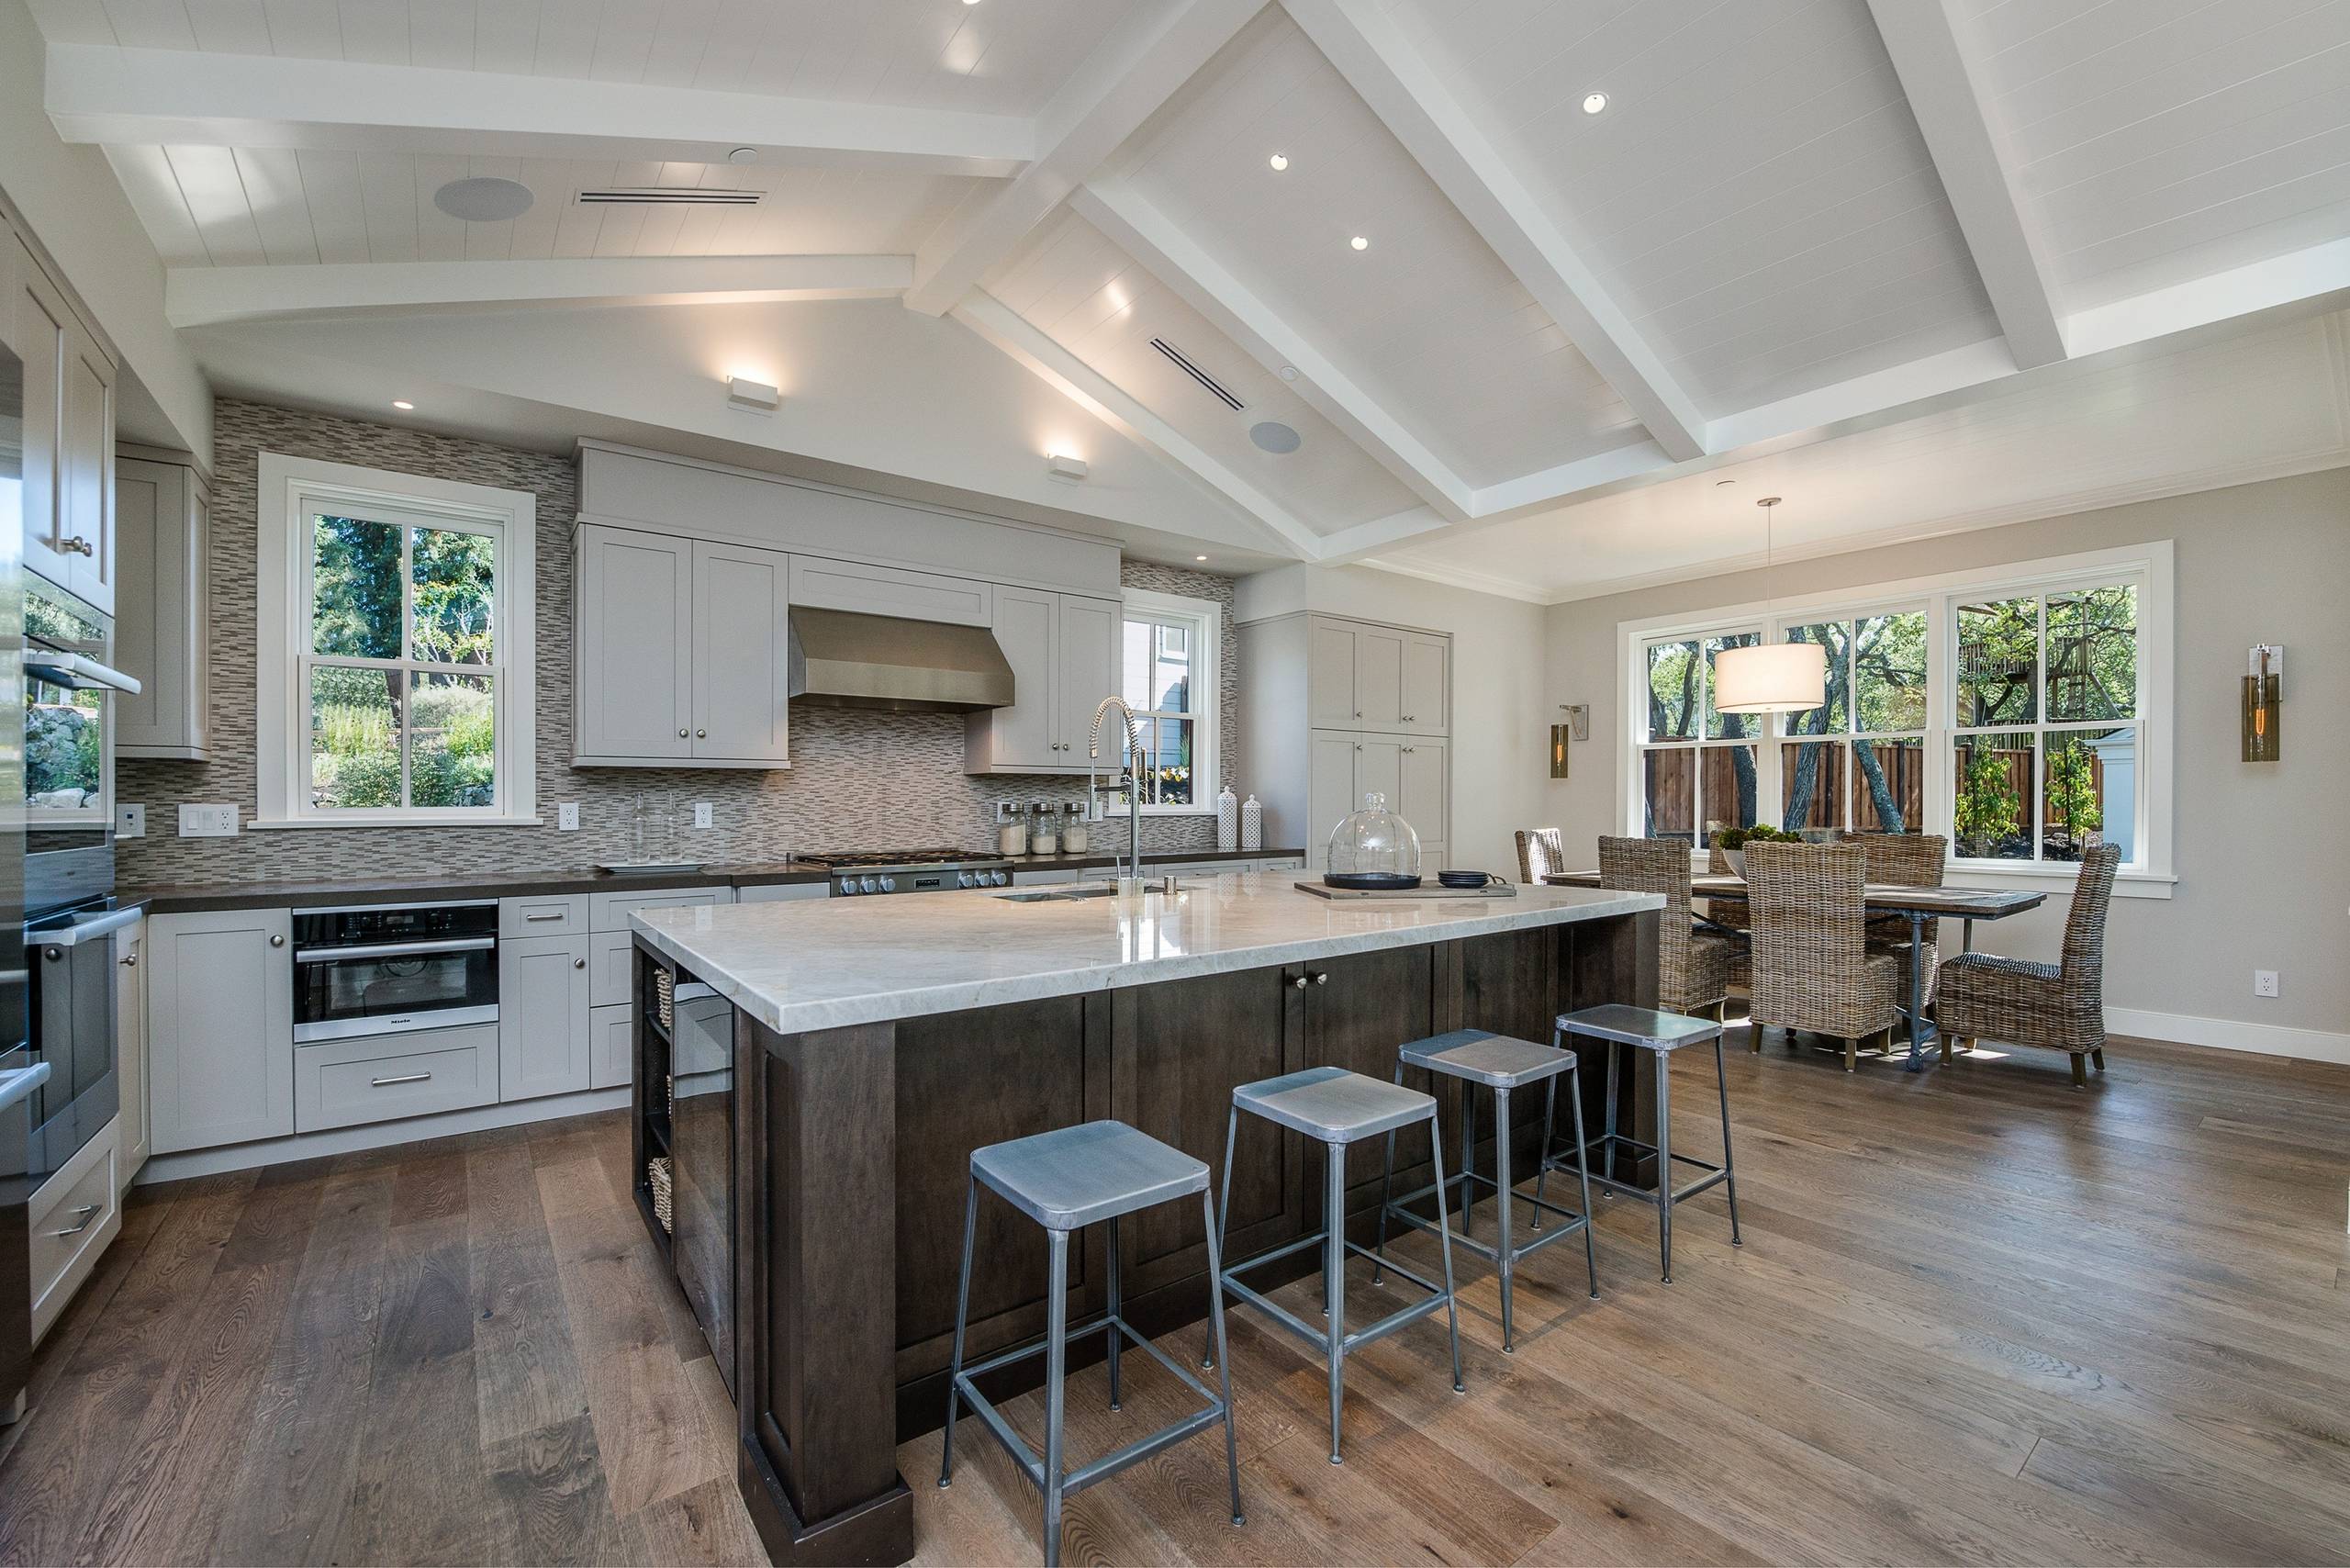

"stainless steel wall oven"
[293,902,499,1043]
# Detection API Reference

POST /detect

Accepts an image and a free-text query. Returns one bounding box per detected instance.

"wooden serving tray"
[1293,879,1517,901]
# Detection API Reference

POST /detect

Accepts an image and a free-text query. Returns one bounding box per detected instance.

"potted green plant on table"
[1713,823,1801,879]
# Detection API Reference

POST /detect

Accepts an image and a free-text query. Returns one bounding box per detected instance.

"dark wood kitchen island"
[628,872,1662,1566]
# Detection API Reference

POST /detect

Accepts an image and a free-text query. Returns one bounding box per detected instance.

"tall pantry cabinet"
[1241,612,1453,870]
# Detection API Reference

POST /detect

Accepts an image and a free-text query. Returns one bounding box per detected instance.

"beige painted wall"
[1238,563,1551,878]
[1543,467,2350,1047]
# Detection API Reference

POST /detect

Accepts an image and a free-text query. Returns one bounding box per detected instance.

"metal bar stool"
[1374,1029,1599,1351]
[1546,1004,1742,1284]
[1206,1066,1464,1463]
[941,1119,1243,1568]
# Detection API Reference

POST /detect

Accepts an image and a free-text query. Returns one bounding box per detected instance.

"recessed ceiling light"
[1278,364,1300,381]
[1194,554,1208,562]
[1583,92,1608,115]
[391,400,414,410]
[432,175,533,222]
[726,147,757,164]
[1349,235,1369,251]
[1269,152,1289,171]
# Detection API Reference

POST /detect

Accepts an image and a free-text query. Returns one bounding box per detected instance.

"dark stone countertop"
[119,847,1305,914]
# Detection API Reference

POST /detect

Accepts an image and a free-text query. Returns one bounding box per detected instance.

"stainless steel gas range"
[800,848,1016,897]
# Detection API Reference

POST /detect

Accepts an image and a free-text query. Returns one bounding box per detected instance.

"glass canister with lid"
[1030,799,1059,856]
[1324,791,1422,888]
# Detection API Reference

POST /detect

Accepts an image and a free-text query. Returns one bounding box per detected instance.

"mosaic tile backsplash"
[117,399,1241,884]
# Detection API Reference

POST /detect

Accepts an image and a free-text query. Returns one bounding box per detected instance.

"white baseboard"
[137,1086,632,1185]
[2104,1006,2350,1066]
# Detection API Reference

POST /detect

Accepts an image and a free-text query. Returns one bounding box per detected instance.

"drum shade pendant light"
[1715,496,1827,714]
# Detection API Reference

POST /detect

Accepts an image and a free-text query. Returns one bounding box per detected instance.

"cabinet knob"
[120,952,137,967]
[1314,971,1328,985]
[269,935,285,947]
[1354,711,1362,718]
[575,958,587,969]
[59,536,93,557]
[695,729,706,738]
[1292,974,1310,990]
[677,728,688,738]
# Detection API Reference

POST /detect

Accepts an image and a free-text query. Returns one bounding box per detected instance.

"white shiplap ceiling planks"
[34,0,1147,116]
[31,0,2350,596]
[1962,0,2350,310]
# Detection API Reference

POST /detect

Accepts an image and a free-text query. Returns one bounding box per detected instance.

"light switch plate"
[178,803,239,837]
[557,802,579,831]
[693,801,713,829]
[116,803,145,839]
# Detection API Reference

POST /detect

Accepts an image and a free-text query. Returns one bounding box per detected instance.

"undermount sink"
[990,883,1123,902]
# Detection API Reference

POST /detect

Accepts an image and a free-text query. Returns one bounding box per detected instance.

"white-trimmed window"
[1619,543,2172,895]
[256,453,538,827]
[1120,588,1221,812]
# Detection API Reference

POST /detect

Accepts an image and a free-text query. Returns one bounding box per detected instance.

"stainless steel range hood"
[787,606,1015,713]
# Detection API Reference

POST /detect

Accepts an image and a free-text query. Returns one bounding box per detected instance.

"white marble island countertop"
[632,870,1663,1036]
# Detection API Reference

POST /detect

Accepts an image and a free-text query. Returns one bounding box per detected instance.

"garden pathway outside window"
[255,453,539,827]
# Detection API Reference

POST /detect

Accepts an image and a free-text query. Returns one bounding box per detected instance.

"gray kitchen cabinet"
[1307,732,1358,868]
[114,453,210,759]
[498,932,592,1102]
[789,555,990,625]
[576,524,692,762]
[590,1002,633,1091]
[148,908,295,1153]
[1399,739,1449,847]
[115,917,147,1189]
[1401,633,1449,734]
[1352,625,1406,731]
[574,523,791,767]
[1305,730,1448,869]
[13,233,117,610]
[296,1025,498,1131]
[965,589,1123,775]
[1307,619,1358,727]
[690,540,790,763]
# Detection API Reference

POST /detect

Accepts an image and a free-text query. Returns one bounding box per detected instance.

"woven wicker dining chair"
[1852,832,1948,1011]
[1515,828,1568,885]
[1703,838,1753,987]
[1597,836,1734,1019]
[1744,841,1900,1072]
[1934,844,2121,1088]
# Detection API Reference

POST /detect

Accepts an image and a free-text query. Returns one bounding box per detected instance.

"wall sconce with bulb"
[726,376,781,415]
[1550,703,1589,778]
[1045,453,1089,484]
[2243,644,2282,762]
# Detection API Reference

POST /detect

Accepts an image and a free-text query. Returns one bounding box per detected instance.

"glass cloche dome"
[1325,791,1423,884]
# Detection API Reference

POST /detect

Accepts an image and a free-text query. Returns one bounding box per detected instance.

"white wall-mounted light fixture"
[391,399,414,410]
[726,375,781,414]
[1715,497,1828,714]
[1583,92,1608,115]
[1046,453,1089,484]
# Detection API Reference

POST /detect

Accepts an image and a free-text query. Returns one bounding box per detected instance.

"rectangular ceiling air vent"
[1149,337,1245,412]
[575,187,764,207]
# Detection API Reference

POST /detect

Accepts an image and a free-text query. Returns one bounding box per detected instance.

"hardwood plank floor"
[4,1028,2348,1565]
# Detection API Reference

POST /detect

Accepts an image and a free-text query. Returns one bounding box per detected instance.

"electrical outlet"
[2254,969,2280,998]
[693,801,713,830]
[116,803,145,839]
[177,803,239,837]
[557,801,579,832]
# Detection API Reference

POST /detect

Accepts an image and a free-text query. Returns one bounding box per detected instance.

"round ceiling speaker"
[1248,420,1302,454]
[433,176,534,222]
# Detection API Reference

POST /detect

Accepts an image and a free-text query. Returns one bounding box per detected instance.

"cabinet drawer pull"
[524,911,565,922]
[371,1072,432,1088]
[50,1204,100,1237]
[59,535,94,556]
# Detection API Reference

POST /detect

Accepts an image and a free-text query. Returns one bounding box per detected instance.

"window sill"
[1136,806,1214,818]
[1945,863,2174,901]
[249,815,545,830]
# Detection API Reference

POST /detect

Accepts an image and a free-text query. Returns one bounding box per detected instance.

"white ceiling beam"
[1073,180,1475,521]
[1282,0,1709,463]
[952,291,1322,560]
[44,43,1031,176]
[165,256,913,327]
[2064,233,2350,360]
[1863,0,2066,369]
[901,0,1265,316]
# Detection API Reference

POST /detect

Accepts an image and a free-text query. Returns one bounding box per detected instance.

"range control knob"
[836,879,858,895]
[859,876,881,895]
[990,869,1011,887]
[878,875,898,892]
[956,871,975,889]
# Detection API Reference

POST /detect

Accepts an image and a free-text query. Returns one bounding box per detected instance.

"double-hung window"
[1621,543,2169,891]
[1120,588,1222,812]
[256,453,539,826]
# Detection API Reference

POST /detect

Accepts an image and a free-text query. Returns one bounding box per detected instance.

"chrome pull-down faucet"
[1087,695,1147,890]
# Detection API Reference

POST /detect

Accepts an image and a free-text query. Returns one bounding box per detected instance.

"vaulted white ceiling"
[28,0,2350,597]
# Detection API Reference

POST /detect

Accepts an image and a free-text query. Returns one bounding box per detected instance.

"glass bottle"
[997,800,1027,857]
[1062,800,1089,855]
[1030,800,1058,856]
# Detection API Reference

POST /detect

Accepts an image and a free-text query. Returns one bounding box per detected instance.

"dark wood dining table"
[1543,870,2046,1070]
